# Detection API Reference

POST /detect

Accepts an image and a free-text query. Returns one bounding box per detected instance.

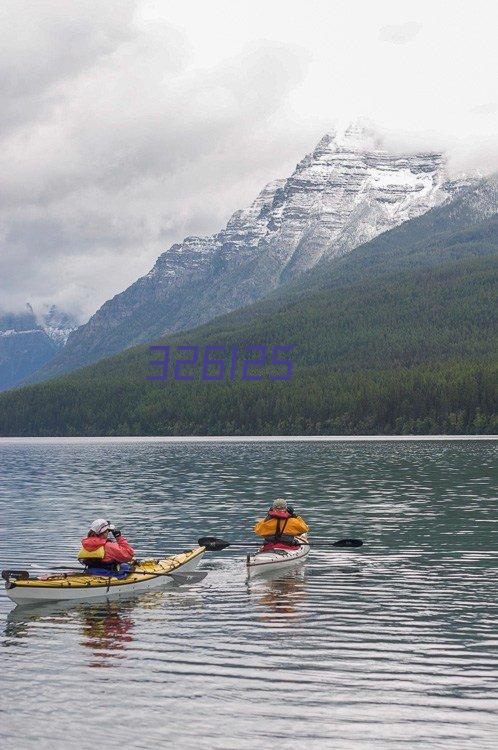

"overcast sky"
[1,0,497,320]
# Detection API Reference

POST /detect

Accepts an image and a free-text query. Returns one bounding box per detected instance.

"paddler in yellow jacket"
[254,499,309,549]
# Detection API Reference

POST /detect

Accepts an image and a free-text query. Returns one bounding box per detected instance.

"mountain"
[28,123,475,384]
[2,176,496,436]
[0,304,77,391]
[207,171,498,324]
[40,304,78,345]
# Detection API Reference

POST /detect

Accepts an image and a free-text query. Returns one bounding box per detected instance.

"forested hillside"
[1,203,496,436]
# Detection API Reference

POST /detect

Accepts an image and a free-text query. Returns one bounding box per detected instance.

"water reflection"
[3,589,207,669]
[247,566,308,623]
[80,601,135,666]
[5,599,138,662]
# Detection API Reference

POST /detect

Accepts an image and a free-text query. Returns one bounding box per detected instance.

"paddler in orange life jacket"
[254,499,309,549]
[78,518,135,576]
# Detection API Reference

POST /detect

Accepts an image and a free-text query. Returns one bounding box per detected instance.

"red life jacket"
[266,509,291,519]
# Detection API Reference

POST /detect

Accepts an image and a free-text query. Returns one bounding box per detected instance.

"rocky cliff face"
[0,304,77,391]
[29,124,476,382]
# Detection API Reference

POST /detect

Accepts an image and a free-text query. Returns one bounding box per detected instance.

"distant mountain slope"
[2,205,496,436]
[29,123,474,384]
[0,304,77,391]
[209,172,498,327]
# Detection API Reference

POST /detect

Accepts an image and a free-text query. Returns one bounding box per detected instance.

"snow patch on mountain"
[0,304,78,391]
[40,304,78,344]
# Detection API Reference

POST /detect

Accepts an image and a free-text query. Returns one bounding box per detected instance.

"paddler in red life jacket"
[78,518,135,576]
[254,499,309,549]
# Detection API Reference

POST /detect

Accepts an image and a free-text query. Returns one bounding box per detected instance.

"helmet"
[272,498,288,511]
[89,518,110,534]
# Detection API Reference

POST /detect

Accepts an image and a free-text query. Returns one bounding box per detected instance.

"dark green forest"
[1,210,497,436]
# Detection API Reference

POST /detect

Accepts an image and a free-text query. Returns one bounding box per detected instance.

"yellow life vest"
[254,515,309,538]
[77,545,105,560]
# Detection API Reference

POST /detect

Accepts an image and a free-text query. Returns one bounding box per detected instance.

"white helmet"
[272,498,288,511]
[89,518,110,534]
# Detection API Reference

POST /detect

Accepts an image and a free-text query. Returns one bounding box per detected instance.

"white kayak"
[3,546,205,605]
[246,535,310,576]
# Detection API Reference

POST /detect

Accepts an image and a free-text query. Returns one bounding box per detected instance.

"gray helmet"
[272,498,288,511]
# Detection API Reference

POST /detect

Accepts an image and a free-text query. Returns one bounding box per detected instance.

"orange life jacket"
[253,509,309,539]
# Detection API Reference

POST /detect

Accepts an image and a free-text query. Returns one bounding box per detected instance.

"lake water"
[1,438,497,749]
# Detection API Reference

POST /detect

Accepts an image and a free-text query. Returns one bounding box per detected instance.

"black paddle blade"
[198,536,231,551]
[167,571,208,585]
[2,569,30,580]
[332,539,363,548]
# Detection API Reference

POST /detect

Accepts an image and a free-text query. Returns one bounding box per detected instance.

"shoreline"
[0,434,496,444]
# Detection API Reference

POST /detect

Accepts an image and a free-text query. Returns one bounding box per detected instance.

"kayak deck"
[247,536,310,575]
[4,546,205,605]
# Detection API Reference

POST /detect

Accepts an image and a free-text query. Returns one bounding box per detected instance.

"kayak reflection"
[4,597,142,665]
[246,567,308,622]
[80,600,135,666]
[4,590,205,666]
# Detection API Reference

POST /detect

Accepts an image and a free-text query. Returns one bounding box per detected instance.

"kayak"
[246,535,310,576]
[3,545,205,605]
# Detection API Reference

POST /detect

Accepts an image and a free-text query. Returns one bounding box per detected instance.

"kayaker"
[78,518,135,575]
[254,499,309,548]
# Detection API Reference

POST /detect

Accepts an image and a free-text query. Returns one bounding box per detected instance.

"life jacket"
[77,544,105,561]
[78,533,135,565]
[78,534,106,562]
[253,509,309,540]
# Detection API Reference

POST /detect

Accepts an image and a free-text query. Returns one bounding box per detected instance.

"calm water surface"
[0,438,497,749]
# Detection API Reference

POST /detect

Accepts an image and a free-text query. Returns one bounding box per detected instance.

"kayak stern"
[247,536,310,576]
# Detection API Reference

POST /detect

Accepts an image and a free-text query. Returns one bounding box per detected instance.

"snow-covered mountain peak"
[147,127,471,294]
[0,303,77,344]
[317,121,384,154]
[39,304,78,344]
[0,303,78,390]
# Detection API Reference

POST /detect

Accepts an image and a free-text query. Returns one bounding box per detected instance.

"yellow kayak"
[3,546,205,605]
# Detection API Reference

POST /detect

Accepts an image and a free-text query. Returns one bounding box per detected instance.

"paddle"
[197,536,363,550]
[133,570,207,585]
[18,538,231,571]
[1,569,30,580]
[198,537,232,551]
[331,539,363,548]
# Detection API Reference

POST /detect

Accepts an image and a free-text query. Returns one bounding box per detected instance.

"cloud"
[0,0,137,137]
[470,102,498,115]
[0,3,307,318]
[379,21,422,44]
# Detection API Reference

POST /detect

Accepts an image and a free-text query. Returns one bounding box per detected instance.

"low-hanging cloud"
[379,21,422,44]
